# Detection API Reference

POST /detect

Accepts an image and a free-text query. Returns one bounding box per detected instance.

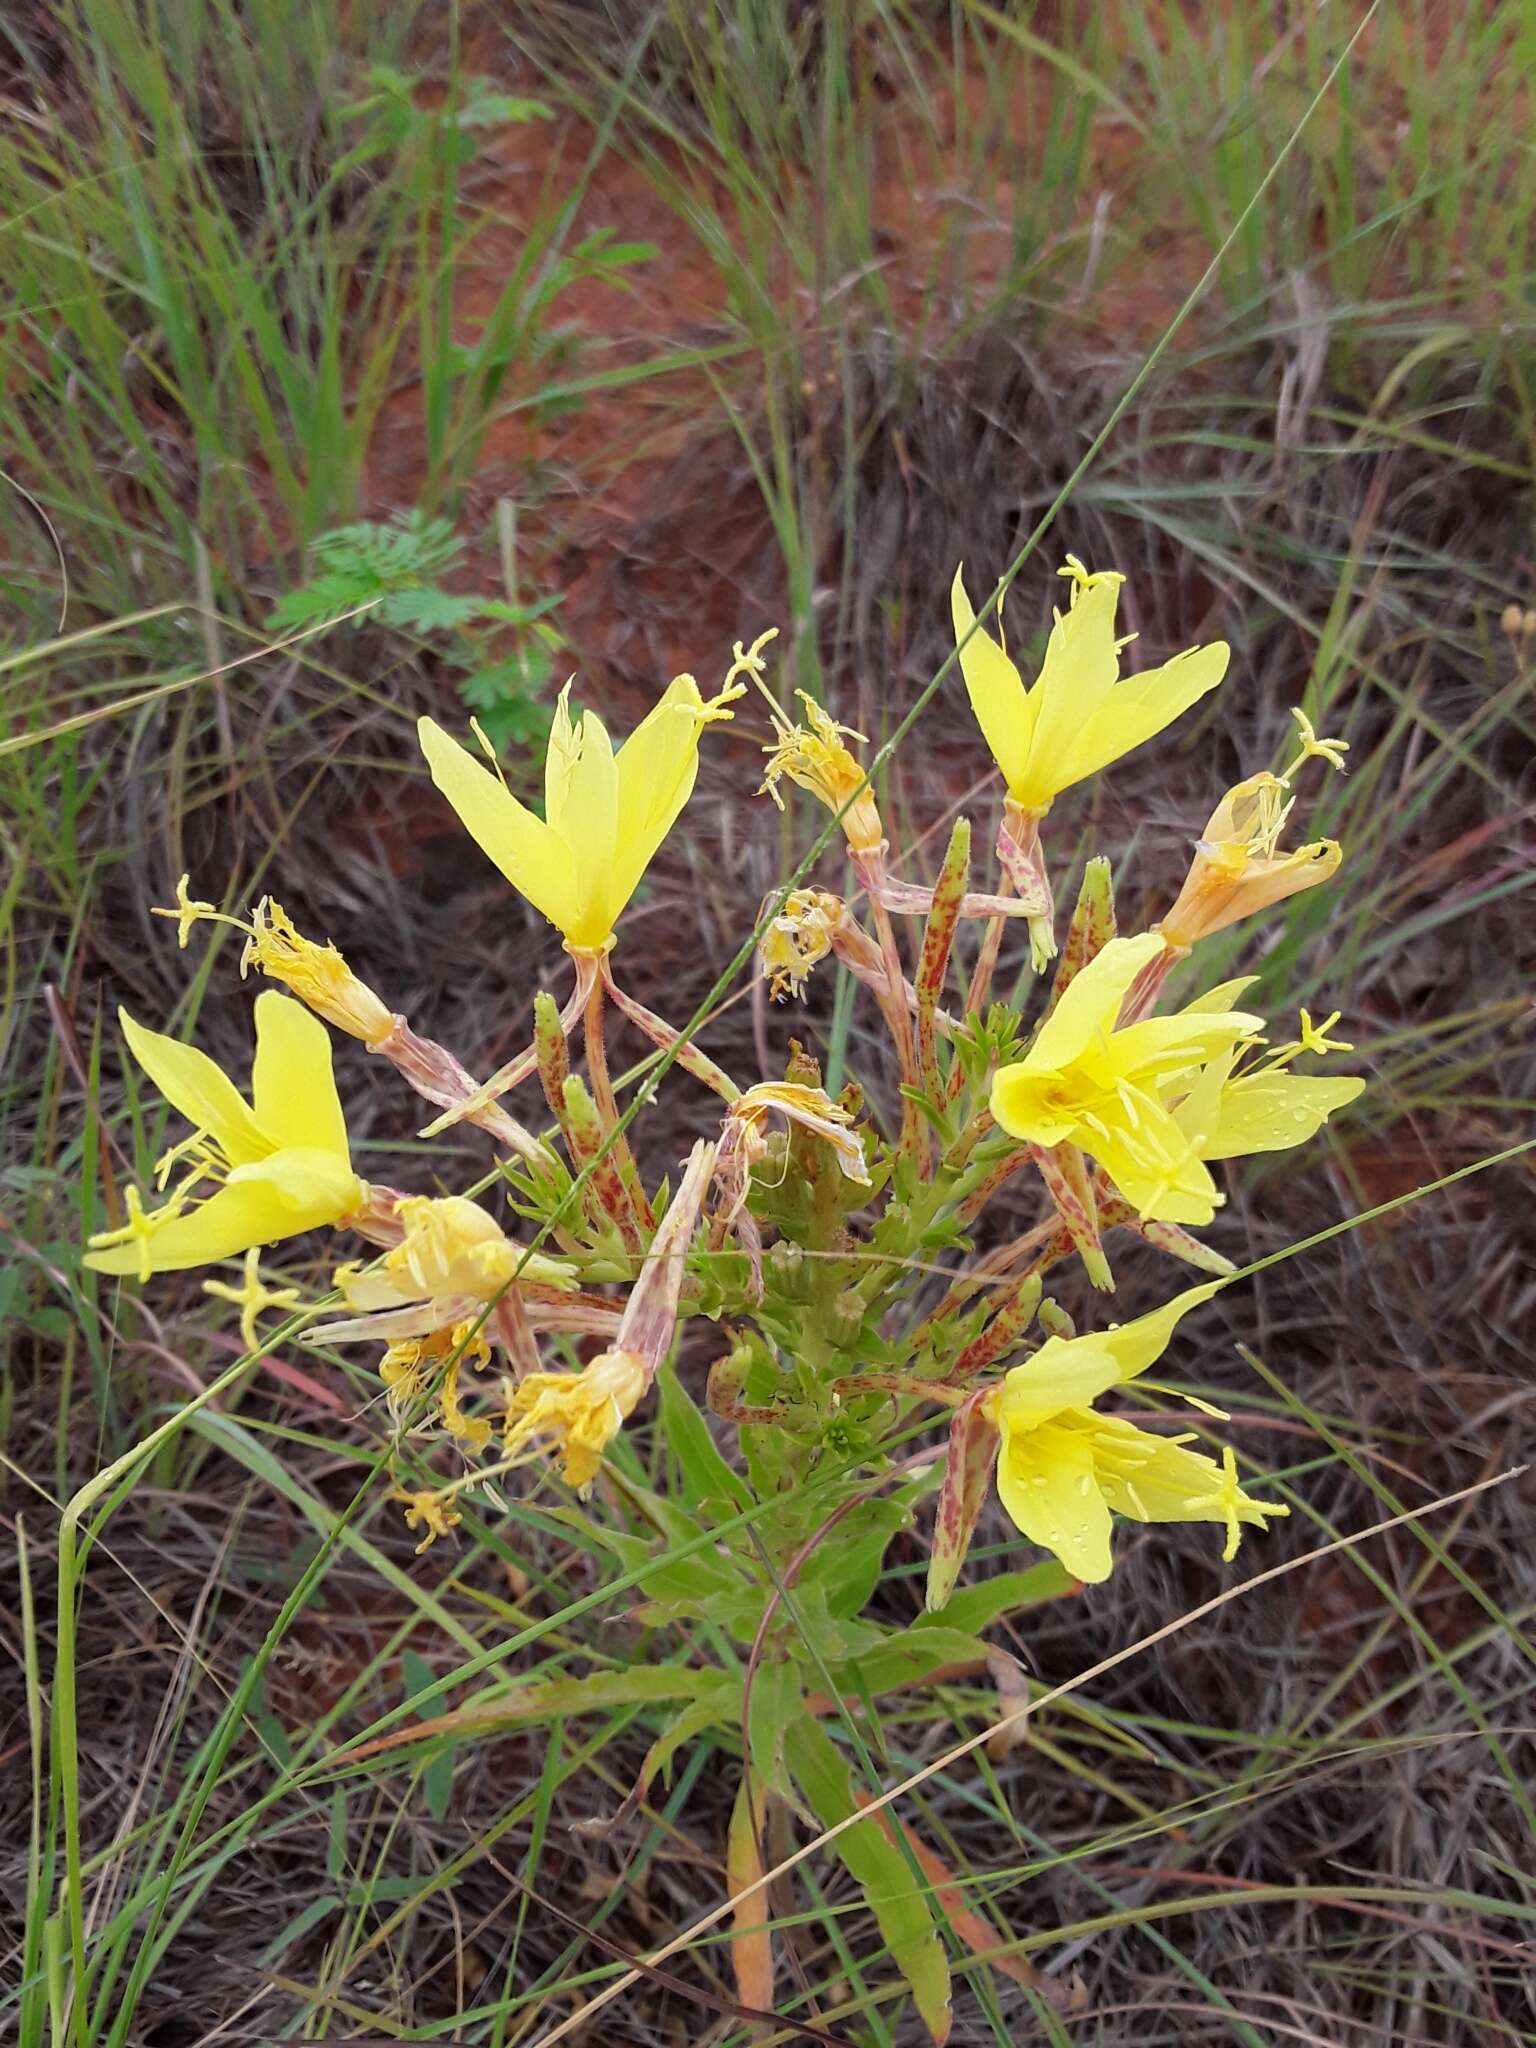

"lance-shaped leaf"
[926,1387,1001,1613]
[785,1717,952,2045]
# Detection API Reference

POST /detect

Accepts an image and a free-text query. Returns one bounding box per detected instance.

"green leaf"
[785,1719,951,2043]
[267,570,380,631]
[912,1564,1074,1637]
[745,1655,803,1805]
[658,1364,752,1518]
[377,587,489,633]
[799,1496,909,1618]
[832,1627,992,1700]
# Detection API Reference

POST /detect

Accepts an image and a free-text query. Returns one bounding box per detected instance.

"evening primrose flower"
[990,933,1262,1226]
[990,1283,1287,1582]
[418,669,743,955]
[951,558,1229,819]
[85,993,364,1276]
[760,888,843,1000]
[728,1080,871,1187]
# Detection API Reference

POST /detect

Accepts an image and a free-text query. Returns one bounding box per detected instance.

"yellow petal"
[1092,1415,1262,1528]
[1091,1105,1223,1226]
[119,1007,268,1165]
[1099,1008,1262,1091]
[995,1418,1114,1582]
[608,674,710,917]
[250,991,350,1162]
[1201,1072,1364,1161]
[417,716,580,938]
[559,702,622,951]
[1021,571,1126,796]
[998,1340,1120,1431]
[227,1147,361,1218]
[84,1169,308,1275]
[1064,640,1229,789]
[951,566,1034,798]
[989,1066,1078,1147]
[1095,1281,1224,1382]
[1026,933,1166,1073]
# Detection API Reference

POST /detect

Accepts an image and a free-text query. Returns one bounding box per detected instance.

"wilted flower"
[989,1283,1287,1581]
[327,1193,574,1340]
[728,1080,871,1187]
[760,887,843,1000]
[503,1140,715,1489]
[759,692,884,852]
[1158,771,1341,953]
[419,670,742,955]
[86,993,364,1277]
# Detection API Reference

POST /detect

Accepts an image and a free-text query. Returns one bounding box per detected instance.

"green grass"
[4,1,1535,2042]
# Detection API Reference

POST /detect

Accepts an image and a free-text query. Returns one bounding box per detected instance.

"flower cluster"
[85,555,1360,1596]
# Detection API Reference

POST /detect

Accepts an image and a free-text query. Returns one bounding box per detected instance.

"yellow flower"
[333,1194,573,1329]
[1158,771,1342,952]
[951,559,1229,818]
[990,934,1261,1226]
[504,1349,650,1491]
[86,992,363,1277]
[418,671,741,954]
[991,1284,1287,1581]
[759,693,884,852]
[239,898,397,1045]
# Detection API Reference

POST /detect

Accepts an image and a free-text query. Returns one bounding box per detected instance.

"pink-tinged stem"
[947,1269,1044,1381]
[417,954,596,1138]
[874,875,1047,921]
[915,820,970,1110]
[491,1291,541,1382]
[1118,941,1181,1026]
[582,974,655,1235]
[373,1018,544,1160]
[954,1145,1032,1228]
[600,959,741,1103]
[857,848,925,1167]
[1094,1188,1236,1277]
